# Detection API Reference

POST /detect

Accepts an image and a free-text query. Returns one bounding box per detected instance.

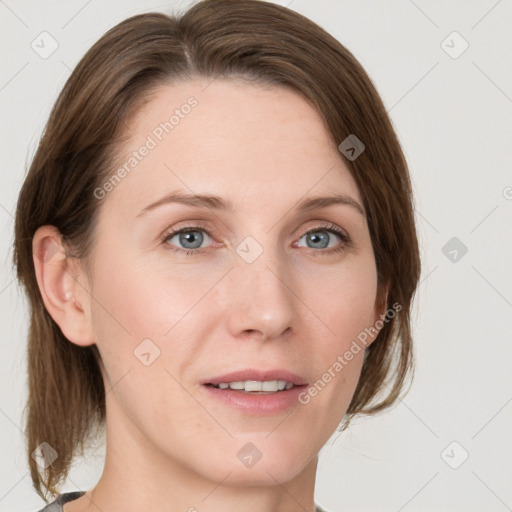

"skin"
[33,79,386,512]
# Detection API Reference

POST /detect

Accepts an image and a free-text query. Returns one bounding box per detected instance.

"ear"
[365,282,391,348]
[32,225,95,346]
[375,282,390,320]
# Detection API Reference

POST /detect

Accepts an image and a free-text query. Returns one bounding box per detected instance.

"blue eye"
[296,225,350,254]
[163,227,213,254]
[161,223,350,256]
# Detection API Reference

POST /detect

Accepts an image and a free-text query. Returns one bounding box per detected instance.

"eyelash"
[161,223,351,257]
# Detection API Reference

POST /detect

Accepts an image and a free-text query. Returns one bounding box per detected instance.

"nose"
[225,245,296,342]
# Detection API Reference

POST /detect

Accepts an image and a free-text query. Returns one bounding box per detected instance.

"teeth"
[246,380,264,392]
[261,380,278,392]
[213,380,295,392]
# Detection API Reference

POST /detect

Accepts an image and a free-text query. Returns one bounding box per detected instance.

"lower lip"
[202,384,308,415]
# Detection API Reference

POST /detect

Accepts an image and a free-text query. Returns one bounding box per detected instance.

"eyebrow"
[136,191,365,218]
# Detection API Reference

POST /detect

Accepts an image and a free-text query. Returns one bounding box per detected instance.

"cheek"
[88,260,206,439]
[310,254,379,344]
[297,256,378,421]
[89,251,203,340]
[88,250,223,394]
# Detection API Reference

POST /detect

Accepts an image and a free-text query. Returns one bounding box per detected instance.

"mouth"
[200,369,308,414]
[201,368,307,391]
[204,380,302,394]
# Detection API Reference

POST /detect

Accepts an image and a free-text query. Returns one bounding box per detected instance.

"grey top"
[37,492,85,511]
[37,491,328,511]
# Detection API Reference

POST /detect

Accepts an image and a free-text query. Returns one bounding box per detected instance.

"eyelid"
[300,222,349,241]
[161,222,217,248]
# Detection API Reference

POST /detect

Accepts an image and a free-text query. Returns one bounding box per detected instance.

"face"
[82,79,382,485]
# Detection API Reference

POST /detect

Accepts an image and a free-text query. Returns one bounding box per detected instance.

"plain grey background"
[1,1,511,511]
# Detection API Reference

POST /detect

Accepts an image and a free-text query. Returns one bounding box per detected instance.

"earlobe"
[32,225,95,347]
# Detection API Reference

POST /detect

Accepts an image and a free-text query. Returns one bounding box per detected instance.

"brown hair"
[13,0,420,501]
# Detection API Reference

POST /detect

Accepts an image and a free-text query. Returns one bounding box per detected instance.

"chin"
[206,459,310,488]
[196,435,315,487]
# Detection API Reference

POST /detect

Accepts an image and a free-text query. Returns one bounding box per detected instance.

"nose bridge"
[226,234,295,340]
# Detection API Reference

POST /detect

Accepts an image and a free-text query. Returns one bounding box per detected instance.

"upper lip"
[202,369,308,386]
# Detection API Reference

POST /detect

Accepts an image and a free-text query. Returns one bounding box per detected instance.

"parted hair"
[13,0,420,501]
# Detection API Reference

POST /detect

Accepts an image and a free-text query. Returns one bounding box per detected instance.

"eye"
[161,222,350,256]
[296,224,350,254]
[162,225,213,255]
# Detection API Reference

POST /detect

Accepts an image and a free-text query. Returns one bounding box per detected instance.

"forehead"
[102,79,362,217]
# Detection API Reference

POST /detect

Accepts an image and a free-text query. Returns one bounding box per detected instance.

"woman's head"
[14,0,420,501]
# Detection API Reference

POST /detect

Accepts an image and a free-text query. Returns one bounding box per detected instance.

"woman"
[13,1,420,511]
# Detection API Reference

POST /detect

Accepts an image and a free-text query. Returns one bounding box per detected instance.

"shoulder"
[36,492,86,512]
